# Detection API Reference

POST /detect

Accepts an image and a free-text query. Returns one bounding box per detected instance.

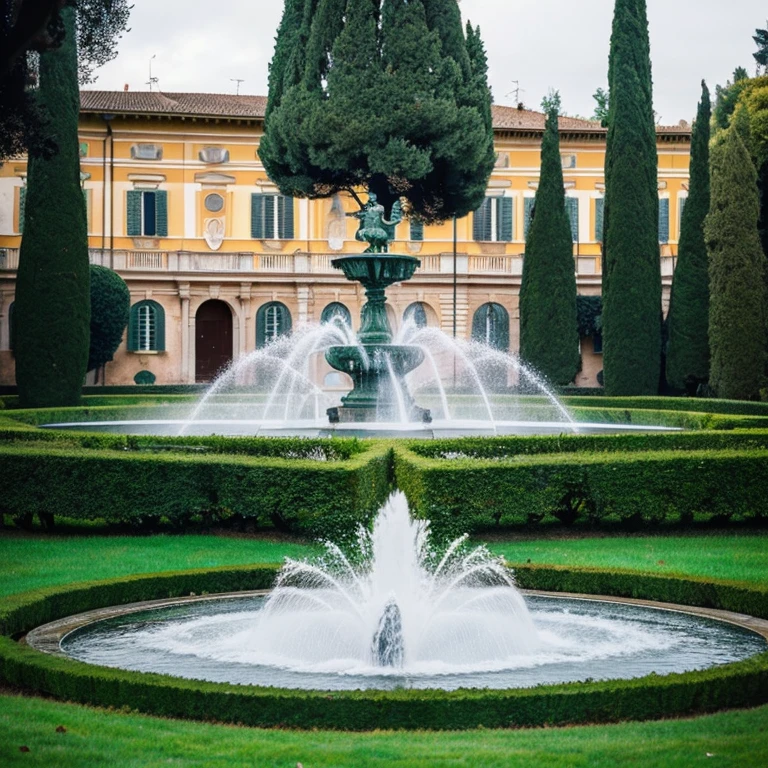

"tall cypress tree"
[707,127,767,400]
[260,0,494,222]
[665,82,712,392]
[519,107,580,385]
[14,7,89,408]
[602,0,661,396]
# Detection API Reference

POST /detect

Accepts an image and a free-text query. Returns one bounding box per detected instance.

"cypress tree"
[707,127,767,400]
[260,0,494,222]
[665,82,712,392]
[14,7,89,408]
[519,107,580,385]
[602,0,662,395]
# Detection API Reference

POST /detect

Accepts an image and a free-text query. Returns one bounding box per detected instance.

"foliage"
[394,444,768,538]
[707,127,767,400]
[260,0,495,223]
[576,295,602,337]
[665,82,712,392]
[755,24,768,72]
[0,0,131,160]
[88,265,129,372]
[0,440,392,539]
[602,0,662,396]
[713,67,751,131]
[1,569,767,731]
[519,107,579,385]
[592,86,609,125]
[540,88,562,116]
[13,7,90,408]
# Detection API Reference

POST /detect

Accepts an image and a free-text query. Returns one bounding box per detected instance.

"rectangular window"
[566,197,579,243]
[524,197,535,240]
[678,195,687,239]
[252,194,295,239]
[659,198,670,244]
[127,190,168,237]
[137,304,156,351]
[595,197,605,243]
[473,197,514,242]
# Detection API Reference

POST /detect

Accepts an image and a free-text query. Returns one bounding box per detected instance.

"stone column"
[178,283,191,383]
[238,283,252,358]
[297,284,310,327]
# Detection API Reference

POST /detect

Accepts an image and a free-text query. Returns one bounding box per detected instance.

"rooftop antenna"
[230,78,245,96]
[505,80,525,104]
[147,54,159,92]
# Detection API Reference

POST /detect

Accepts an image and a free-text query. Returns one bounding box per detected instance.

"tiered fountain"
[326,194,431,424]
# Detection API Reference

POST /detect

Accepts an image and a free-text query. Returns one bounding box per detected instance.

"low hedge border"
[0,566,766,730]
[0,441,393,540]
[394,444,768,537]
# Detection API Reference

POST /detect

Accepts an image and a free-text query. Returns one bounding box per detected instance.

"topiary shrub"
[88,265,130,373]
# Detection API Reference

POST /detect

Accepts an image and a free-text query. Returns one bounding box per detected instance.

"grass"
[1,527,767,765]
[484,533,768,587]
[0,692,766,767]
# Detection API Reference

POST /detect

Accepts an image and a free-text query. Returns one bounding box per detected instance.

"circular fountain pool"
[57,593,766,692]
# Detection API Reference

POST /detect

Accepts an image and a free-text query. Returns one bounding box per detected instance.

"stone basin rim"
[24,589,768,664]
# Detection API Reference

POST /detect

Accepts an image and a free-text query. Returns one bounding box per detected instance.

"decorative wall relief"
[204,218,225,250]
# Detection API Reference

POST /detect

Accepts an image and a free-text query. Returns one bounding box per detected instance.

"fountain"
[57,492,766,691]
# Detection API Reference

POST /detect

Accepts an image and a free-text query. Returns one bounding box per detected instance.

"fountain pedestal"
[326,254,431,424]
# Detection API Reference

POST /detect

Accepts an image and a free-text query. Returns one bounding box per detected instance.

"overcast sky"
[90,0,767,124]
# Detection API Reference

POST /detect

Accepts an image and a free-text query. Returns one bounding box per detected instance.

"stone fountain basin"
[28,591,768,693]
[325,344,425,377]
[331,254,421,286]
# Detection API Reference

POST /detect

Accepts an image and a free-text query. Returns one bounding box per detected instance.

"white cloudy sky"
[90,0,767,124]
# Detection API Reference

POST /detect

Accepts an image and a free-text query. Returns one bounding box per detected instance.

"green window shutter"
[154,303,166,352]
[83,189,91,231]
[127,190,142,237]
[251,194,264,239]
[496,197,514,242]
[524,197,535,240]
[264,195,276,239]
[18,187,26,234]
[278,195,294,239]
[566,197,579,243]
[595,197,605,243]
[659,198,670,244]
[128,303,141,351]
[154,190,168,237]
[410,219,424,241]
[473,198,492,241]
[678,196,687,236]
[321,302,352,326]
[491,303,510,351]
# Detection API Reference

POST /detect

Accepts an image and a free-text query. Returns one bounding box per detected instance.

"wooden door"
[195,300,233,382]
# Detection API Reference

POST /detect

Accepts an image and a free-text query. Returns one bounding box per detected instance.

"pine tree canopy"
[755,25,768,70]
[0,0,131,160]
[602,0,661,396]
[519,106,580,386]
[665,82,711,391]
[706,126,767,400]
[13,6,90,407]
[260,0,495,222]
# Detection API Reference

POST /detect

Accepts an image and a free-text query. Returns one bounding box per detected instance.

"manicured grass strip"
[489,534,768,588]
[0,693,766,768]
[0,534,317,599]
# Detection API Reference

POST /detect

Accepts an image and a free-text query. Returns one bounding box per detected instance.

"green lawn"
[485,533,768,587]
[1,528,767,766]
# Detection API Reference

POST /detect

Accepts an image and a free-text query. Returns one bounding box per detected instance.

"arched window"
[256,302,292,347]
[128,300,165,352]
[471,303,509,352]
[404,302,429,329]
[321,302,352,327]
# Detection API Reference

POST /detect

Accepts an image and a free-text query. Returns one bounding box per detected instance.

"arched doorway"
[195,300,233,382]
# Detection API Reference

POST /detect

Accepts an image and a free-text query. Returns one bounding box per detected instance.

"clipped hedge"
[0,567,766,730]
[395,445,768,536]
[0,442,392,540]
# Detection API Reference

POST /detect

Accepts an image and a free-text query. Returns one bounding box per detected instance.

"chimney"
[124,84,129,92]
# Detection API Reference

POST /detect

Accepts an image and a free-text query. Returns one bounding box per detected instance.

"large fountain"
[57,492,766,691]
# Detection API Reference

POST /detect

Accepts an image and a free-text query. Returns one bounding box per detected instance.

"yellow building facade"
[0,91,691,388]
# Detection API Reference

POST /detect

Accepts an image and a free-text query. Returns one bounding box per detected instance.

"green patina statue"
[348,194,403,253]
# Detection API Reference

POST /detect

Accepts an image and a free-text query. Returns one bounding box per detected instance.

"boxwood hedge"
[1,566,766,730]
